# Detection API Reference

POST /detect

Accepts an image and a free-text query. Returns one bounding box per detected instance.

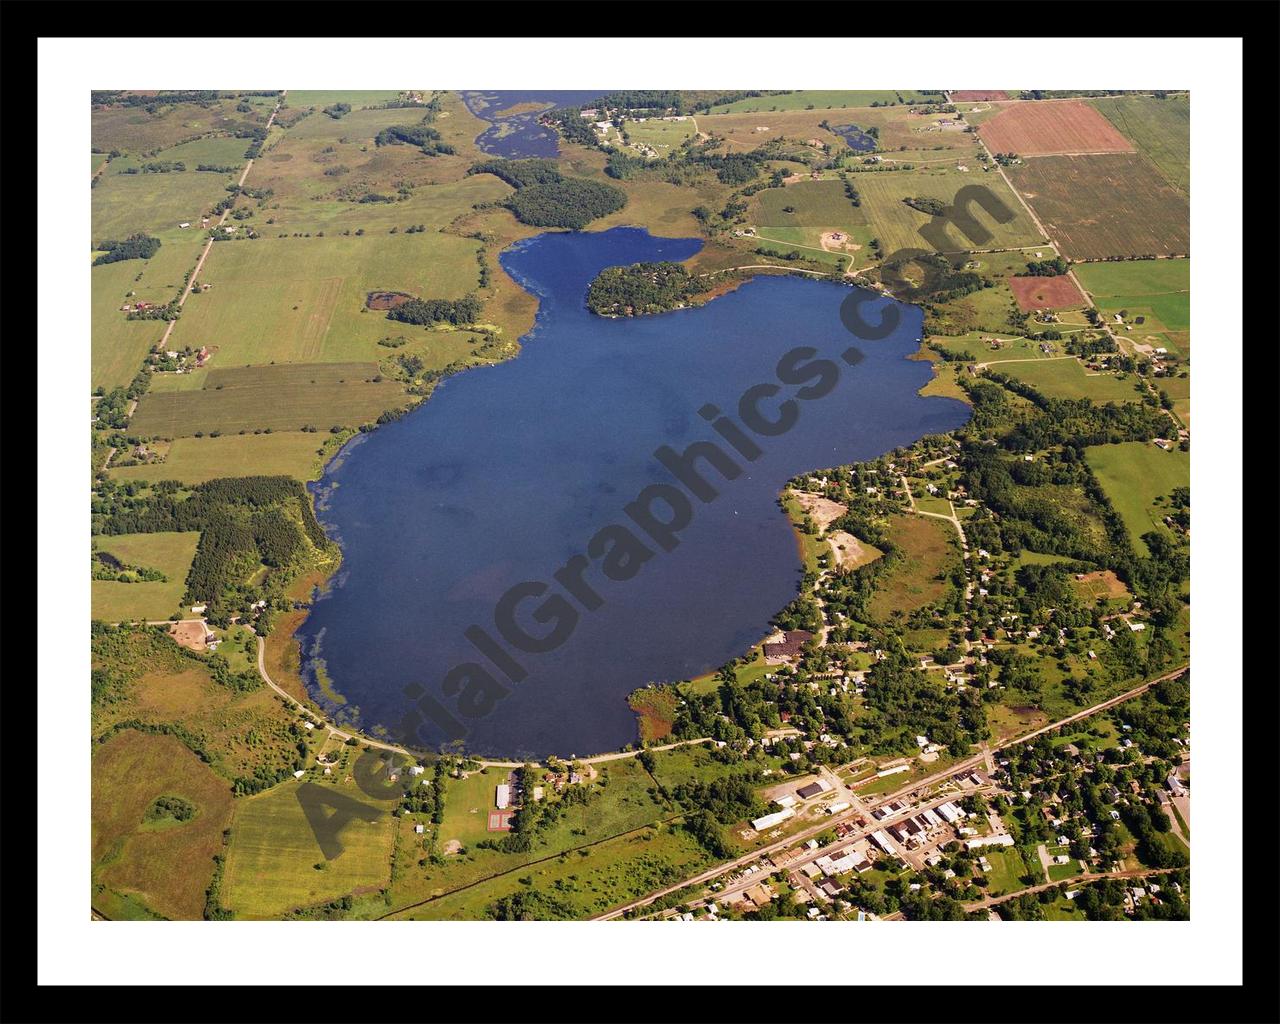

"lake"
[461,90,607,158]
[298,227,969,759]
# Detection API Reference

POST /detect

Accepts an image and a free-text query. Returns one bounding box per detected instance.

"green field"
[755,179,869,230]
[91,98,255,154]
[1085,442,1190,556]
[625,118,697,152]
[995,359,1143,404]
[867,513,961,620]
[92,160,240,240]
[982,846,1030,895]
[1089,95,1190,194]
[110,432,330,485]
[91,261,170,392]
[855,166,1044,254]
[129,376,408,437]
[92,730,235,920]
[167,234,482,365]
[709,91,943,114]
[1073,259,1190,332]
[91,531,201,621]
[221,778,397,918]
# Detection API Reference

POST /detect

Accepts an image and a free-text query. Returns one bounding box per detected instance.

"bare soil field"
[169,620,210,651]
[791,490,849,530]
[1009,275,1087,311]
[979,100,1134,156]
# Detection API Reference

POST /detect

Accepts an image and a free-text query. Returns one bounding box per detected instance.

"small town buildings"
[965,834,1015,851]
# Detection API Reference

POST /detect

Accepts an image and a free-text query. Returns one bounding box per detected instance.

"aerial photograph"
[87,86,1193,925]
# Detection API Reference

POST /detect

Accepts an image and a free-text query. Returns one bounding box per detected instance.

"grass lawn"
[996,358,1143,404]
[437,768,514,850]
[625,118,696,153]
[92,531,200,621]
[1085,442,1190,556]
[92,729,235,920]
[111,431,331,485]
[867,513,961,621]
[167,232,482,366]
[221,776,397,918]
[855,165,1044,255]
[1074,258,1189,334]
[982,846,1029,896]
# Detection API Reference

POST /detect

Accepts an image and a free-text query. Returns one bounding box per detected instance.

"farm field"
[391,821,712,920]
[978,100,1133,156]
[90,97,262,154]
[1007,154,1190,259]
[1008,275,1086,311]
[221,778,397,918]
[1074,258,1190,332]
[708,90,943,113]
[91,260,171,392]
[286,90,408,110]
[949,90,1011,102]
[625,118,696,152]
[855,166,1044,254]
[129,376,408,437]
[110,432,329,485]
[92,162,240,240]
[91,531,200,622]
[92,730,235,920]
[995,358,1142,404]
[1159,374,1191,426]
[755,178,868,229]
[867,513,961,621]
[166,233,482,365]
[1089,95,1190,194]
[1085,442,1190,556]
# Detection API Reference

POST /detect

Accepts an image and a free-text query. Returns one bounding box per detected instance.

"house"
[178,221,190,229]
[191,603,207,614]
[408,765,425,776]
[302,721,315,731]
[414,824,425,833]
[293,769,306,779]
[495,784,510,810]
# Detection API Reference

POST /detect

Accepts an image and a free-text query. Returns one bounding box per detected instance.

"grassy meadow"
[91,531,200,621]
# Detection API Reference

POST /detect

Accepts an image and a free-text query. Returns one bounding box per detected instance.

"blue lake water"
[298,227,969,759]
[462,90,607,158]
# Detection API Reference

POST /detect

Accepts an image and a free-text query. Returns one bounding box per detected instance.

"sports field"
[1089,95,1190,194]
[221,778,397,918]
[855,166,1044,254]
[128,376,408,437]
[91,531,201,622]
[1085,441,1190,556]
[166,233,482,365]
[110,432,329,485]
[92,730,235,920]
[1007,154,1190,259]
[994,359,1142,404]
[978,100,1133,156]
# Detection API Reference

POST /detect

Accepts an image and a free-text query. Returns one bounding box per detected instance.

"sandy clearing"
[791,490,848,530]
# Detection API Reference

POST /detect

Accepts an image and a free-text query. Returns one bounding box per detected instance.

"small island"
[585,260,712,317]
